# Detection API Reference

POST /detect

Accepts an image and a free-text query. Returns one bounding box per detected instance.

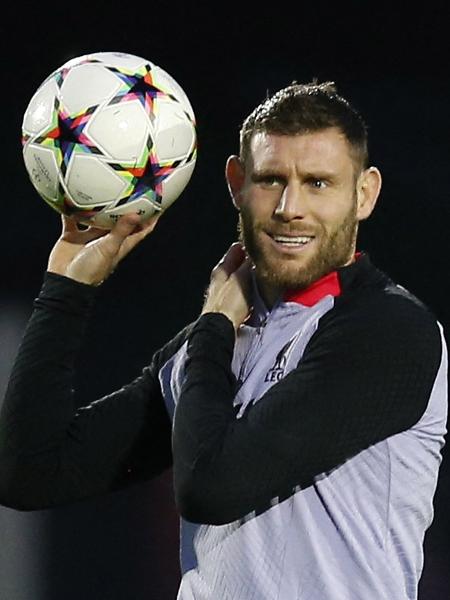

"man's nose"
[274,183,307,221]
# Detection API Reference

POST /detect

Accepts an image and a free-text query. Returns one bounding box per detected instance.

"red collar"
[283,270,342,307]
[282,253,363,306]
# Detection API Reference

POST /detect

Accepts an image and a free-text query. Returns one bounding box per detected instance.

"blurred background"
[1,2,449,598]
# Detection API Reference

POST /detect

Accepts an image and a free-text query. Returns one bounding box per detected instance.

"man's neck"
[255,253,358,311]
[257,279,282,311]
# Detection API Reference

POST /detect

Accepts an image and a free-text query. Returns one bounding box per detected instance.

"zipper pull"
[257,317,268,334]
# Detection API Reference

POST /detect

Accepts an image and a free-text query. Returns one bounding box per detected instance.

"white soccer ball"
[21,51,197,228]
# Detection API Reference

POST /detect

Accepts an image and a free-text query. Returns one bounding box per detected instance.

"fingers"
[231,256,253,301]
[88,214,144,265]
[235,254,253,278]
[61,215,79,235]
[222,242,247,273]
[60,215,108,244]
[61,214,100,234]
[128,212,161,239]
[116,213,161,262]
[61,211,160,270]
[212,242,247,282]
[202,244,253,328]
[108,213,142,244]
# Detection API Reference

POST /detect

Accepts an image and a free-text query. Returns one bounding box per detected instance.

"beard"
[238,199,359,293]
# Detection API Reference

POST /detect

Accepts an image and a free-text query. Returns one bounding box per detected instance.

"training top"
[0,253,447,600]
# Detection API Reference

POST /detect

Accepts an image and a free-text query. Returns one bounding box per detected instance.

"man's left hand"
[202,243,253,331]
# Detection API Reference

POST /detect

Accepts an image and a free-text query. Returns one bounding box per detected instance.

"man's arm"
[0,213,181,511]
[0,270,188,510]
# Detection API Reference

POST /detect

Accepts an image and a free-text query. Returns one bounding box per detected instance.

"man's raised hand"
[202,242,253,330]
[48,213,160,286]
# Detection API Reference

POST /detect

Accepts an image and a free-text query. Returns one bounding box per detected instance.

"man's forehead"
[248,128,353,170]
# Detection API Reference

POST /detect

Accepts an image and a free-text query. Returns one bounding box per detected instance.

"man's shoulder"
[149,320,196,373]
[317,272,443,356]
[335,256,440,332]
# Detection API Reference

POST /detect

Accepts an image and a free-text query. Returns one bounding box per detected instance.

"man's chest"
[159,296,335,420]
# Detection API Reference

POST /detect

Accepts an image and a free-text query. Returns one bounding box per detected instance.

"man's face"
[235,128,363,296]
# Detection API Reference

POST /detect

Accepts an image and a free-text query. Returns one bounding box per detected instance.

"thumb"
[101,214,141,253]
[211,242,247,283]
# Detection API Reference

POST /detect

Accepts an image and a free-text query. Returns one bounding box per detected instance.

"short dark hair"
[240,81,369,172]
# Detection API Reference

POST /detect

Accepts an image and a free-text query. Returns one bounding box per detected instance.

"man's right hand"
[47,213,160,286]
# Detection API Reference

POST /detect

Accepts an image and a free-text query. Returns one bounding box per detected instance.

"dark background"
[1,3,449,599]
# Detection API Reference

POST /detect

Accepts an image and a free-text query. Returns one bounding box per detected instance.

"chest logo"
[264,338,296,383]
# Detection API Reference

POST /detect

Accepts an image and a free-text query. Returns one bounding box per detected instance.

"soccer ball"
[21,51,197,228]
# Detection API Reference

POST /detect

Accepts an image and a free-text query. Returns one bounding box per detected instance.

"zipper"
[235,315,268,392]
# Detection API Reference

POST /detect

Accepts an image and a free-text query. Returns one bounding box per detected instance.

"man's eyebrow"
[301,170,339,180]
[250,168,286,179]
[251,168,339,180]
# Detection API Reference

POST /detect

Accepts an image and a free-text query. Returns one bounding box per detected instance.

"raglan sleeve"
[172,294,445,525]
[0,272,183,511]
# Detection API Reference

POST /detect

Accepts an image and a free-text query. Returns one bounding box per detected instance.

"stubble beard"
[238,201,359,293]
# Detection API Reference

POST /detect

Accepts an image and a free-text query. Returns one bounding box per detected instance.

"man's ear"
[356,166,382,221]
[225,155,246,210]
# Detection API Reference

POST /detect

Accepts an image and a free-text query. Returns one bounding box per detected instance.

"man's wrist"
[200,308,239,331]
[38,271,99,315]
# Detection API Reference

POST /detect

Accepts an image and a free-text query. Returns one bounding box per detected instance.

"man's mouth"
[269,234,315,248]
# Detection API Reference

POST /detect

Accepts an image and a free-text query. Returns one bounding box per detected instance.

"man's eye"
[306,178,327,190]
[258,176,283,187]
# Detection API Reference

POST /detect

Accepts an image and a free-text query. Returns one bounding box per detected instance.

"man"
[0,82,447,599]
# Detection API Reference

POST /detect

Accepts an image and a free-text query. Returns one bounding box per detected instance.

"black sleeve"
[0,272,189,511]
[172,295,443,525]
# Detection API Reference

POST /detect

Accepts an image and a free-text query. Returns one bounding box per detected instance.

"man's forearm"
[0,273,173,510]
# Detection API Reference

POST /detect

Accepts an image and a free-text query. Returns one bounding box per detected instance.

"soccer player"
[0,82,447,600]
